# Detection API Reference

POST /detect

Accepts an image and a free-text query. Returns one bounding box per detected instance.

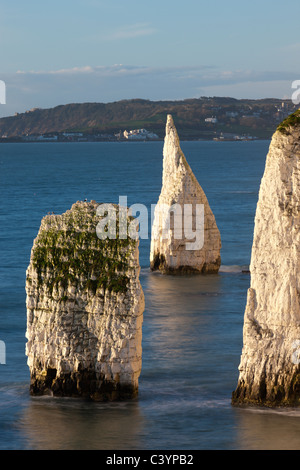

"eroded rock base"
[30,367,138,401]
[232,368,300,407]
[150,252,221,274]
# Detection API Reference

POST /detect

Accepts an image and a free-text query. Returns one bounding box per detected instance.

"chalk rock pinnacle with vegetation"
[25,201,144,401]
[150,114,221,273]
[232,109,300,407]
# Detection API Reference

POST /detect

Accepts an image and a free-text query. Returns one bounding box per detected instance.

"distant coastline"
[0,135,270,143]
[0,96,296,142]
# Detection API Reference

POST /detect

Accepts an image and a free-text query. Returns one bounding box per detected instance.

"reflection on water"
[142,270,223,344]
[233,407,300,450]
[141,271,222,373]
[140,269,243,391]
[18,397,145,450]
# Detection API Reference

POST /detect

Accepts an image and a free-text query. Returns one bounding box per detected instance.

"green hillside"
[0,97,297,141]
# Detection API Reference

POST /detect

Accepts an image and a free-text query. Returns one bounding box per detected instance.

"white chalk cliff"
[150,115,221,273]
[25,201,144,401]
[232,110,300,406]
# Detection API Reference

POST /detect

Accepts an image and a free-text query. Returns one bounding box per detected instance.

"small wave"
[0,383,29,408]
[224,191,255,194]
[243,406,300,418]
[139,394,231,412]
[140,267,152,274]
[219,265,249,273]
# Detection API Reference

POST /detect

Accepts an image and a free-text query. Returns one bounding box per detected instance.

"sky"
[0,0,299,117]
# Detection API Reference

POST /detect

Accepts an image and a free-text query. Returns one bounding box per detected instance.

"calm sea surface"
[1,140,300,450]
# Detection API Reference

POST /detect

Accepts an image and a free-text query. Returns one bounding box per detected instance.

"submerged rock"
[150,114,221,274]
[25,201,144,401]
[232,110,300,407]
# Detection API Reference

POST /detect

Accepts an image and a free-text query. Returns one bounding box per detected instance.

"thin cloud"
[16,66,95,75]
[106,23,157,40]
[11,65,297,86]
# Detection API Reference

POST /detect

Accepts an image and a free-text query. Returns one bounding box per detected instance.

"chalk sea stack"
[25,201,144,401]
[150,114,221,274]
[232,109,300,407]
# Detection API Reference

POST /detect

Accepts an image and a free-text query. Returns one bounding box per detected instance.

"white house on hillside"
[123,128,159,140]
[205,117,218,124]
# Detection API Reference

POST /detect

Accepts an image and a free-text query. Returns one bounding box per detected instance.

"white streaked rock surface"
[233,112,300,406]
[25,201,144,401]
[150,114,221,273]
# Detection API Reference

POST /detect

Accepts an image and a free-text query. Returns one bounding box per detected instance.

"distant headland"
[0,97,297,143]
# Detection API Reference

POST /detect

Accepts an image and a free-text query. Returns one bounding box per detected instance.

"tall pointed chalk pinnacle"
[232,110,300,407]
[150,115,221,274]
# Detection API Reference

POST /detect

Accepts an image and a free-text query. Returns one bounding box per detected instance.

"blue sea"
[1,140,300,450]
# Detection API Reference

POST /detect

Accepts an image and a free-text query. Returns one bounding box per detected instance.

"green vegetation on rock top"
[31,202,136,297]
[277,109,300,134]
